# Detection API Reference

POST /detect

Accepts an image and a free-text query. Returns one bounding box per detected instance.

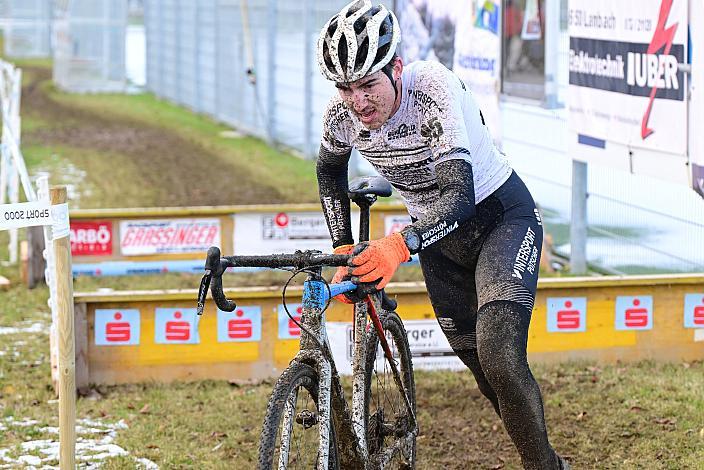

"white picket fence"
[0,58,37,265]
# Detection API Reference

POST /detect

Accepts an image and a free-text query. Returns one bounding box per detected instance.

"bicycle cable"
[281,266,335,363]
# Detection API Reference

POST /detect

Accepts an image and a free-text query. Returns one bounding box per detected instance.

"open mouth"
[358,107,376,123]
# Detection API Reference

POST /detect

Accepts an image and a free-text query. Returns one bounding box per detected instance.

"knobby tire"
[364,310,417,469]
[258,362,339,469]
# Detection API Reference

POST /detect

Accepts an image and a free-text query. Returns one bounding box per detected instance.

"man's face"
[336,59,402,130]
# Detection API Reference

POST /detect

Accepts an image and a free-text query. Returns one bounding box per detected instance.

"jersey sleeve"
[317,97,355,248]
[414,62,473,166]
[320,97,354,155]
[401,158,476,253]
[317,146,354,248]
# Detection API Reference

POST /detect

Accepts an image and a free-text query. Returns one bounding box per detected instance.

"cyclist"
[315,1,569,469]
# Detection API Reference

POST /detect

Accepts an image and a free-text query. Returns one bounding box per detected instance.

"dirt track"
[21,66,287,207]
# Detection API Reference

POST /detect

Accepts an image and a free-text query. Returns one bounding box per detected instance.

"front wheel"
[258,362,338,469]
[364,310,417,469]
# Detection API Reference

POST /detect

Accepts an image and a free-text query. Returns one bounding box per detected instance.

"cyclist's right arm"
[317,147,354,248]
[317,99,355,248]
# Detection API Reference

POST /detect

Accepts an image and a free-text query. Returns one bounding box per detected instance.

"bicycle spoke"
[273,383,322,469]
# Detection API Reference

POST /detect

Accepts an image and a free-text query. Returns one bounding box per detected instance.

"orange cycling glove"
[331,244,355,304]
[350,232,410,290]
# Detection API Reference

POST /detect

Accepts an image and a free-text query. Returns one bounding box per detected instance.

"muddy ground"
[21,66,290,207]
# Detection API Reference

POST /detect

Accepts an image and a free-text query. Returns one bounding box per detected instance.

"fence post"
[303,0,313,158]
[51,186,76,470]
[570,160,588,274]
[266,0,277,144]
[27,225,46,288]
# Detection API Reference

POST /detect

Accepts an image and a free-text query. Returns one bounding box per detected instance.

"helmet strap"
[382,66,398,100]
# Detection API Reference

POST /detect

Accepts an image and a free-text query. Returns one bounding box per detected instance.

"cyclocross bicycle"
[197,176,417,469]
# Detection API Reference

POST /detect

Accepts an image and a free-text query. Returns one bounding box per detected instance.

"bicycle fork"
[365,296,418,435]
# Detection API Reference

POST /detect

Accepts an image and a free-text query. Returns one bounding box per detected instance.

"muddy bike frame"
[197,247,417,469]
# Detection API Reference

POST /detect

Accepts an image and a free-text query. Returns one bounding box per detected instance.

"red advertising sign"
[547,297,587,333]
[228,310,253,339]
[557,302,582,330]
[70,221,113,256]
[120,218,220,256]
[624,299,649,328]
[289,306,303,337]
[95,309,140,346]
[165,311,191,341]
[106,312,131,342]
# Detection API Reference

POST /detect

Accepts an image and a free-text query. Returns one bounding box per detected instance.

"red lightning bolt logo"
[641,0,678,139]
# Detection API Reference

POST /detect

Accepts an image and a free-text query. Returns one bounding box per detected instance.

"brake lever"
[196,269,212,316]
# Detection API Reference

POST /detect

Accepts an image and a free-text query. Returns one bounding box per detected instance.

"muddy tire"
[258,362,338,469]
[364,310,417,468]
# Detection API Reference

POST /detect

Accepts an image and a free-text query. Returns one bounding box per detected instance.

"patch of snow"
[0,322,47,335]
[1,417,157,468]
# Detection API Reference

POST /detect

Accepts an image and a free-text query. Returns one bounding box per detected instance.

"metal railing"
[143,0,392,159]
[519,170,704,274]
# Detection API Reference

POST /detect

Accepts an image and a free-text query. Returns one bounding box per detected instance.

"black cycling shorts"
[417,171,543,351]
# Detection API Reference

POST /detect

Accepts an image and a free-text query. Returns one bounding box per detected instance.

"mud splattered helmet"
[317,0,401,83]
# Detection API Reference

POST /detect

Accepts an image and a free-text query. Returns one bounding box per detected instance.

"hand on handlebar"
[331,244,356,304]
[349,233,410,290]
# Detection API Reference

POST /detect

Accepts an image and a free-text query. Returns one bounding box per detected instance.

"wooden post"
[27,225,46,288]
[51,186,75,469]
[74,302,89,395]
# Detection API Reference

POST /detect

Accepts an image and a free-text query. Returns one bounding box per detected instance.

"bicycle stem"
[365,296,418,433]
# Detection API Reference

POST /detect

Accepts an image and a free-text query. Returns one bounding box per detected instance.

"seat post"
[354,195,375,242]
[347,176,390,242]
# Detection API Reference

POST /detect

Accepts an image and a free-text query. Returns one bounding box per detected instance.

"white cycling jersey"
[320,60,512,219]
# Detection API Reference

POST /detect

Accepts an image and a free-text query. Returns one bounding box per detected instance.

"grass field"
[0,62,703,468]
[1,290,703,468]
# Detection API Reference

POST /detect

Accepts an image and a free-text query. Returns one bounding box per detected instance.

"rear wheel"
[258,362,338,469]
[364,310,416,468]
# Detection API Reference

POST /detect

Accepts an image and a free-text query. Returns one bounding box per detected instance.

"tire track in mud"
[21,66,287,207]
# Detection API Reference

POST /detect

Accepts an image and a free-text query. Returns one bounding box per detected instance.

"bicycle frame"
[286,273,416,470]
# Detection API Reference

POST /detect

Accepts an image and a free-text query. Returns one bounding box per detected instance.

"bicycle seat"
[348,176,392,199]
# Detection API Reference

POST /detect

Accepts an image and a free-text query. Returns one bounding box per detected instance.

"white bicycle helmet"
[317,0,401,83]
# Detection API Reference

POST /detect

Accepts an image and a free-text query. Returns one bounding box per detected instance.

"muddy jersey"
[320,60,512,220]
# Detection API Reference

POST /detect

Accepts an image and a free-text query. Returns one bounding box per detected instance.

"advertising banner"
[568,0,688,156]
[154,308,200,344]
[397,0,502,142]
[277,304,302,340]
[691,0,704,197]
[546,297,587,333]
[614,295,653,330]
[94,309,140,346]
[683,294,704,328]
[119,218,220,256]
[327,320,464,375]
[233,212,359,255]
[71,221,112,256]
[217,307,262,342]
